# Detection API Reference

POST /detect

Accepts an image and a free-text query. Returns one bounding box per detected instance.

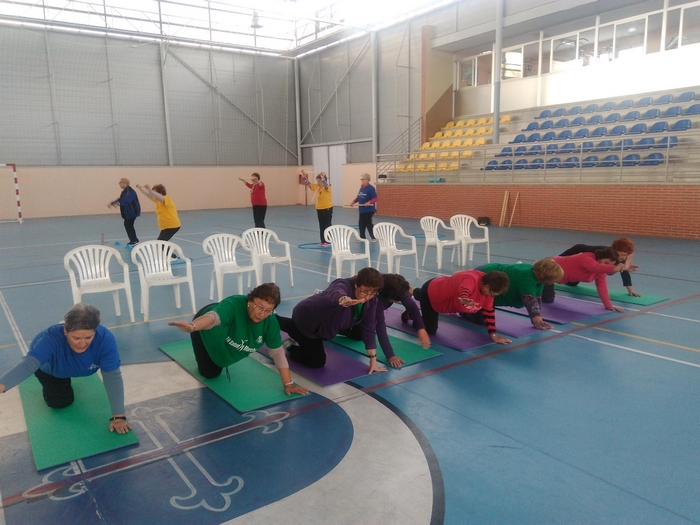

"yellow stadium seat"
[452,129,464,137]
[463,128,475,136]
[438,151,450,159]
[444,121,455,129]
[476,117,488,126]
[455,120,466,127]
[440,140,452,149]
[430,131,444,140]
[418,153,429,160]
[419,142,430,150]
[475,127,487,135]
[430,141,442,149]
[486,117,494,125]
[462,138,474,147]
[451,139,462,148]
[443,130,454,138]
[436,162,448,171]
[499,115,511,123]
[407,153,417,160]
[486,126,493,134]
[447,162,459,170]
[423,162,436,171]
[473,137,486,146]
[449,150,460,158]
[465,119,477,127]
[427,152,437,159]
[415,162,426,171]
[460,150,473,158]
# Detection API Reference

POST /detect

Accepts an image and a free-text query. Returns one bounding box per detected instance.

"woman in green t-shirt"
[169,283,308,396]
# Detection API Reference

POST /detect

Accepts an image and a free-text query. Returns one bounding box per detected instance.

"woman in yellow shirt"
[136,184,181,246]
[303,171,333,246]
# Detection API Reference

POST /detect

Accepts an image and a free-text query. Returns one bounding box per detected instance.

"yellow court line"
[0,342,17,349]
[573,322,700,353]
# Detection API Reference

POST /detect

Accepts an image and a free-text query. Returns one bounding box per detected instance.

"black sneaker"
[127,241,140,246]
[282,338,299,351]
[401,309,411,323]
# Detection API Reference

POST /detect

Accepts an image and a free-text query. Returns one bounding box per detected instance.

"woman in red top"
[239,173,267,228]
[404,270,512,345]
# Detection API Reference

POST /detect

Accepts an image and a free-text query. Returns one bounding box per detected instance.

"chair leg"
[209,270,216,301]
[422,244,428,267]
[327,259,333,282]
[350,260,356,275]
[436,245,443,270]
[216,272,225,302]
[393,256,400,274]
[468,243,474,262]
[142,288,150,322]
[486,243,490,263]
[174,283,182,309]
[236,274,243,295]
[287,259,294,287]
[124,285,135,324]
[270,263,276,283]
[187,279,196,316]
[336,258,343,280]
[413,253,419,278]
[111,290,121,317]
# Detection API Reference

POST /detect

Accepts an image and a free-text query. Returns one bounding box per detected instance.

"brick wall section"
[377,185,700,240]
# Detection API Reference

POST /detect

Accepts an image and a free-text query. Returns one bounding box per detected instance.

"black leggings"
[252,205,267,228]
[35,369,74,408]
[317,207,333,243]
[190,304,223,378]
[158,227,180,242]
[358,212,375,240]
[276,315,327,368]
[411,279,439,335]
[123,218,139,244]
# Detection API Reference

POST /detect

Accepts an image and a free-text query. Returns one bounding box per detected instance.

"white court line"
[568,333,700,369]
[0,291,28,356]
[647,311,700,323]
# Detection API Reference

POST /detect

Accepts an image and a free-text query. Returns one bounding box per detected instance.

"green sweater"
[481,263,542,308]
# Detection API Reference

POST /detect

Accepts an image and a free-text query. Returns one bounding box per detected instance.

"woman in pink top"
[239,173,267,228]
[549,247,626,312]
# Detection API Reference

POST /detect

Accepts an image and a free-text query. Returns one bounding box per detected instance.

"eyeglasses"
[357,287,377,298]
[248,302,275,315]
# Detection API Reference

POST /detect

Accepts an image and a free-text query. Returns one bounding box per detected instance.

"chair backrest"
[529,158,545,169]
[615,139,634,150]
[604,113,620,123]
[609,125,627,136]
[618,99,634,109]
[649,121,669,133]
[583,104,598,113]
[485,160,499,170]
[420,216,451,244]
[562,156,579,168]
[449,215,483,238]
[552,108,566,117]
[683,104,700,115]
[444,121,455,129]
[542,131,556,141]
[636,96,652,107]
[497,147,513,156]
[64,245,124,285]
[536,109,551,119]
[654,94,673,105]
[524,122,539,131]
[567,106,582,115]
[622,111,640,121]
[473,137,486,146]
[557,130,573,140]
[324,225,361,253]
[514,159,529,169]
[641,108,661,119]
[514,146,528,155]
[499,159,513,169]
[526,132,541,142]
[582,155,599,167]
[574,128,590,138]
[622,154,641,165]
[528,145,543,155]
[465,119,477,127]
[644,153,664,164]
[554,118,569,128]
[131,240,182,276]
[677,91,696,102]
[671,119,692,131]
[571,117,585,126]
[591,126,607,137]
[582,141,594,151]
[203,233,249,266]
[455,120,466,127]
[476,117,488,126]
[373,222,404,250]
[587,115,603,125]
[546,157,561,168]
[629,123,647,134]
[663,106,682,118]
[511,134,526,143]
[539,120,554,129]
[601,154,620,165]
[601,101,616,111]
[242,228,278,256]
[657,135,678,147]
[635,137,655,149]
[560,142,576,154]
[546,143,559,154]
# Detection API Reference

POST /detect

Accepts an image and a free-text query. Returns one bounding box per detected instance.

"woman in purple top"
[276,267,386,374]
[339,274,430,368]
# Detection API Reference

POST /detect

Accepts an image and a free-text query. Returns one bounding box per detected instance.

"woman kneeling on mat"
[169,283,308,396]
[276,267,386,374]
[403,270,512,345]
[339,273,430,369]
[0,303,131,434]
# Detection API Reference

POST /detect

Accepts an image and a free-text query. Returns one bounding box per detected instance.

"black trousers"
[358,212,375,240]
[317,207,333,243]
[35,369,74,408]
[252,205,267,228]
[158,226,180,242]
[123,218,139,244]
[542,283,555,303]
[190,304,223,378]
[412,279,439,335]
[276,315,327,368]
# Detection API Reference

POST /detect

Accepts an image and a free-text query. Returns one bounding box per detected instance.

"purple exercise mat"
[497,296,611,324]
[384,307,493,352]
[442,312,540,338]
[259,338,370,387]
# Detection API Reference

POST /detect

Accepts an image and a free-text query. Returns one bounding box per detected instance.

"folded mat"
[160,340,304,413]
[497,295,612,324]
[331,334,442,366]
[554,283,667,306]
[19,373,139,471]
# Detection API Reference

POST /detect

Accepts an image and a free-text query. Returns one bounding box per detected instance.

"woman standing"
[108,177,141,246]
[303,170,333,246]
[350,173,377,241]
[136,184,181,244]
[239,173,267,228]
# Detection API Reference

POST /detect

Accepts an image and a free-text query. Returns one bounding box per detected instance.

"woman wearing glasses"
[276,267,386,374]
[169,283,308,396]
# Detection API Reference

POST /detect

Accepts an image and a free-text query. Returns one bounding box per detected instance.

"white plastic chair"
[130,240,196,322]
[241,228,294,287]
[64,245,135,323]
[324,225,371,282]
[449,214,490,265]
[373,222,419,278]
[203,234,256,301]
[419,216,460,270]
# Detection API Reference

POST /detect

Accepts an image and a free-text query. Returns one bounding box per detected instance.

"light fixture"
[250,11,262,29]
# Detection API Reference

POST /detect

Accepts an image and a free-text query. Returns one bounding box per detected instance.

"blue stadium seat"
[622,153,641,166]
[663,106,682,118]
[628,123,647,134]
[510,134,526,143]
[535,109,551,119]
[514,158,529,169]
[656,136,678,148]
[539,120,554,129]
[600,154,620,167]
[604,113,621,123]
[574,128,590,139]
[622,111,640,121]
[552,108,566,117]
[591,126,607,138]
[683,103,700,115]
[582,155,599,168]
[641,153,665,165]
[671,119,692,131]
[593,140,613,152]
[546,157,561,169]
[581,141,594,152]
[560,142,577,155]
[609,125,627,136]
[561,156,580,168]
[522,122,539,131]
[641,108,661,120]
[527,144,543,155]
[586,115,603,126]
[514,146,528,155]
[600,101,616,111]
[496,147,513,157]
[676,91,696,103]
[615,139,634,151]
[546,144,559,154]
[557,130,573,141]
[567,106,582,115]
[618,99,634,109]
[633,137,655,149]
[582,103,598,113]
[541,131,557,141]
[497,159,513,170]
[653,94,673,105]
[484,160,499,170]
[571,116,585,126]
[526,132,541,142]
[648,121,669,133]
[554,118,569,128]
[528,158,544,169]
[635,96,652,108]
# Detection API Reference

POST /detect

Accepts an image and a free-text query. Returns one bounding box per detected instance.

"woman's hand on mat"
[417,329,431,349]
[368,360,386,374]
[169,320,194,332]
[490,334,512,345]
[388,356,405,368]
[110,417,132,434]
[532,316,552,330]
[284,383,309,396]
[608,305,625,313]
[627,287,642,297]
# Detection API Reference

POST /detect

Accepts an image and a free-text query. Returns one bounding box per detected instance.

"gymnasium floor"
[0,205,699,525]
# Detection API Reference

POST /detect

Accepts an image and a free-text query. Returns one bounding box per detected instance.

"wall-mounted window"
[682,5,700,45]
[502,48,523,79]
[541,39,551,74]
[597,24,614,62]
[666,9,682,49]
[476,53,492,85]
[459,59,475,88]
[647,13,663,54]
[578,29,595,66]
[615,18,646,59]
[552,35,579,71]
[523,42,540,77]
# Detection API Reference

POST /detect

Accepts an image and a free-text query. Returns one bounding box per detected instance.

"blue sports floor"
[1,205,699,524]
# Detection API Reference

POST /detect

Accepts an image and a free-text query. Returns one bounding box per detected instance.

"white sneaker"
[282,338,299,350]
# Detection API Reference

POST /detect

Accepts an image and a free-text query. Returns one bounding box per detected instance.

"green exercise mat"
[331,334,442,366]
[160,340,304,413]
[554,283,667,305]
[19,374,139,471]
